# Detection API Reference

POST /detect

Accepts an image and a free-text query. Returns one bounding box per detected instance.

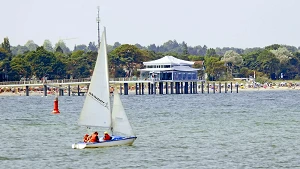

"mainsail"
[112,92,135,136]
[78,27,111,127]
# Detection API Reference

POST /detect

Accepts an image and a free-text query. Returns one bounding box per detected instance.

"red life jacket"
[103,134,111,141]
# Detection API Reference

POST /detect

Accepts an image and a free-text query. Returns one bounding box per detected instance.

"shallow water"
[1,90,300,169]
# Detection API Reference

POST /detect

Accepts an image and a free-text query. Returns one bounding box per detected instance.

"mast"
[97,6,101,49]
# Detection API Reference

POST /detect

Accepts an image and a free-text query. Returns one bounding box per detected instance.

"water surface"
[1,90,300,168]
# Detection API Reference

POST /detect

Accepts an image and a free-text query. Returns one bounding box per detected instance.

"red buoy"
[52,96,60,114]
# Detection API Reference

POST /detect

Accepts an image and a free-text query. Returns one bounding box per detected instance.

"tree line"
[0,37,300,83]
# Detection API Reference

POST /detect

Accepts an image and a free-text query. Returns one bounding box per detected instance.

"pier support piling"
[170,82,174,94]
[68,85,71,96]
[124,83,128,95]
[44,85,47,97]
[26,86,29,96]
[184,82,188,94]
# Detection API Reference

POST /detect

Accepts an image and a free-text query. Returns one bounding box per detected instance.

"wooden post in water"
[170,82,174,94]
[190,82,192,94]
[150,83,154,94]
[26,86,29,96]
[236,83,239,93]
[124,83,128,95]
[230,82,233,93]
[135,83,138,95]
[201,81,204,94]
[207,82,210,94]
[175,82,179,94]
[141,83,144,95]
[60,89,64,96]
[225,82,227,93]
[219,82,221,93]
[213,82,215,94]
[148,83,151,95]
[184,82,188,94]
[154,82,157,94]
[165,82,168,94]
[68,85,71,96]
[44,85,47,97]
[159,82,163,94]
[77,85,80,96]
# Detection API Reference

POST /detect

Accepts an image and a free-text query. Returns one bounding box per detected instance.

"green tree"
[0,47,8,60]
[10,55,31,79]
[109,44,146,77]
[257,50,280,79]
[25,40,38,51]
[222,50,243,77]
[270,47,292,64]
[74,44,87,52]
[55,46,64,53]
[265,44,281,50]
[180,41,189,60]
[88,42,97,52]
[204,56,226,81]
[54,40,70,53]
[11,45,29,55]
[24,46,66,79]
[43,39,53,52]
[1,37,12,55]
[206,48,217,57]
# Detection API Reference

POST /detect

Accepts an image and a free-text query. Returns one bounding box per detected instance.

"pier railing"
[0,78,92,85]
[0,77,150,86]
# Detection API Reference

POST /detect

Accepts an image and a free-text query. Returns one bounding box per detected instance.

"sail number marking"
[88,92,109,109]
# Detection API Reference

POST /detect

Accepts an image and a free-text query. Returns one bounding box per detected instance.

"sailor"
[88,131,99,143]
[103,131,112,141]
[83,134,89,142]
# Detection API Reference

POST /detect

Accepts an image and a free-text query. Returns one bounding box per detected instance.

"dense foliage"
[0,37,300,82]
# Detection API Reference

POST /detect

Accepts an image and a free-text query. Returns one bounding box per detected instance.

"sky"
[1,0,300,49]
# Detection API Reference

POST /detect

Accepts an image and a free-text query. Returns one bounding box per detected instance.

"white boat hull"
[72,136,137,149]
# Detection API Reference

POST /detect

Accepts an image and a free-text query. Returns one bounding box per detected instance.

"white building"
[140,56,199,81]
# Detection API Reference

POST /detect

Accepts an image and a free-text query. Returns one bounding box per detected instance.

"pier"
[0,78,239,96]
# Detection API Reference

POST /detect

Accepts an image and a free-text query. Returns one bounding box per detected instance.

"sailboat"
[72,27,137,149]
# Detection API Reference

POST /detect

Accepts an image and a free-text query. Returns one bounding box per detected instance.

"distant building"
[139,56,199,81]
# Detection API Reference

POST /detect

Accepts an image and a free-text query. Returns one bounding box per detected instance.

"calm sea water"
[1,90,300,169]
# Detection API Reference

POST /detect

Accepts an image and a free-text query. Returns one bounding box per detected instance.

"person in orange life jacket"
[103,131,112,141]
[88,131,99,143]
[83,134,89,143]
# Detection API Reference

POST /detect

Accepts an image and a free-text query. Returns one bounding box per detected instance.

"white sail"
[112,92,135,136]
[78,27,111,127]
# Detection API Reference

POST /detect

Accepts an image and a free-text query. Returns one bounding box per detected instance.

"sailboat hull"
[72,136,137,149]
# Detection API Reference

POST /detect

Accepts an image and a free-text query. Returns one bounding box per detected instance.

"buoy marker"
[52,96,60,114]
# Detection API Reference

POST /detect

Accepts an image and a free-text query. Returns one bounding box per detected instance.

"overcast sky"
[1,0,300,49]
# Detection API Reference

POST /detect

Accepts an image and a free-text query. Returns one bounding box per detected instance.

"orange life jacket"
[89,134,99,142]
[103,134,111,141]
[83,135,89,142]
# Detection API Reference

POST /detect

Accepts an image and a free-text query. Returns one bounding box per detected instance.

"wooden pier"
[0,78,239,96]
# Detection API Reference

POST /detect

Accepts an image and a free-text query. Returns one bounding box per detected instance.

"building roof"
[143,56,194,66]
[140,66,199,72]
